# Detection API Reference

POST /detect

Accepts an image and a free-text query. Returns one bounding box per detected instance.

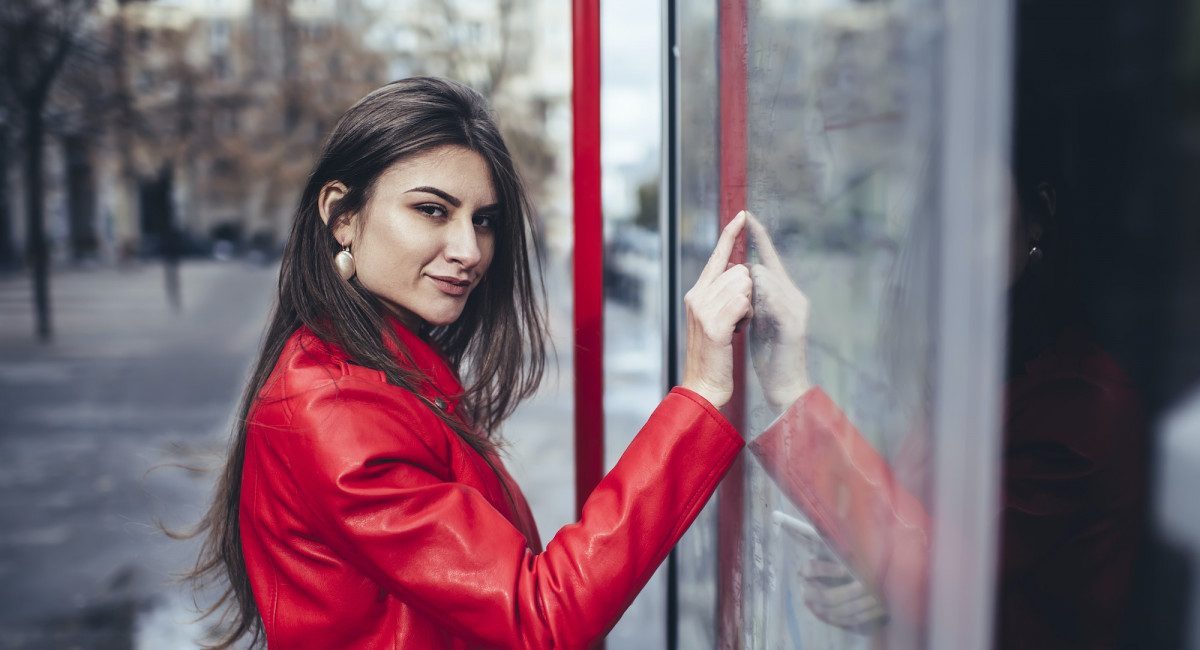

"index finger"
[746,210,785,273]
[806,577,871,608]
[698,210,748,285]
[801,559,850,580]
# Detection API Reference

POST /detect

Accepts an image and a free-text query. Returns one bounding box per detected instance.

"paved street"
[0,261,276,648]
[0,256,666,649]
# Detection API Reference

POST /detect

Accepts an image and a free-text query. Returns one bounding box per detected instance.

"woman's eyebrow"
[405,186,461,207]
[405,186,499,212]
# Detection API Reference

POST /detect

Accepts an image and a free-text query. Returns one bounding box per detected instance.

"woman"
[186,77,753,649]
[746,166,1146,647]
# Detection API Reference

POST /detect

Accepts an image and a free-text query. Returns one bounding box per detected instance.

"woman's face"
[325,145,498,328]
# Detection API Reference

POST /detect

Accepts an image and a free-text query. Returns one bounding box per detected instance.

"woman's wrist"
[766,377,812,414]
[680,379,728,411]
[682,377,811,414]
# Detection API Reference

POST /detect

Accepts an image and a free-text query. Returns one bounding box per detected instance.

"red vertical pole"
[572,0,604,522]
[717,0,748,647]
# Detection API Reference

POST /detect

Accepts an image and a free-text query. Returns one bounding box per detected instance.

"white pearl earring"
[334,245,356,281]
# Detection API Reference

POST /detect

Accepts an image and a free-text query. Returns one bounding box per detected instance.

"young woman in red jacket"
[184,77,753,649]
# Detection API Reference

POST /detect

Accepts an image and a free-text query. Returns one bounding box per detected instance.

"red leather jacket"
[239,318,743,649]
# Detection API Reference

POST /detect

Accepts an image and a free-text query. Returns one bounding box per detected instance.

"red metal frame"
[572,5,607,647]
[717,0,748,646]
[572,0,604,521]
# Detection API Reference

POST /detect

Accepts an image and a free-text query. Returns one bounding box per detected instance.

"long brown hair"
[181,77,548,649]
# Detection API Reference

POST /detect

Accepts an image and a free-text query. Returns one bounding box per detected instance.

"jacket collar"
[383,314,465,415]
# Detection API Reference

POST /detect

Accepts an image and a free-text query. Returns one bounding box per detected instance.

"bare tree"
[393,0,556,230]
[0,0,98,340]
[102,5,196,310]
[0,110,13,269]
[412,0,517,98]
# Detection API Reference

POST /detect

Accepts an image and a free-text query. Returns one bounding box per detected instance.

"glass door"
[668,0,1013,647]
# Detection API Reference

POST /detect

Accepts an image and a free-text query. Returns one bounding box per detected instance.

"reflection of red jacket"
[239,319,743,649]
[750,332,1144,648]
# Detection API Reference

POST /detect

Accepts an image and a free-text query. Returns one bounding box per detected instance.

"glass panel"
[674,0,980,648]
[601,0,667,646]
[740,1,944,648]
[673,0,1200,648]
[995,2,1200,649]
[675,0,723,646]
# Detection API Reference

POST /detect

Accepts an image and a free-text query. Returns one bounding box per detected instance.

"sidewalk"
[0,260,276,648]
[0,257,666,649]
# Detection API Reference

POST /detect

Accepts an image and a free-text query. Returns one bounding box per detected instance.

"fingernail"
[735,210,747,221]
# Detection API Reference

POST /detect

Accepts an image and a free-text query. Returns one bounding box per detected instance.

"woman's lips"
[428,275,470,297]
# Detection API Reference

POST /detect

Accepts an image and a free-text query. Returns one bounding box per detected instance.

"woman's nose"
[443,214,483,268]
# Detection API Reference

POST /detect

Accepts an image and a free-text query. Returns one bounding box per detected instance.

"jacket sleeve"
[751,379,1143,636]
[747,387,931,627]
[995,376,1144,646]
[1000,376,1141,575]
[279,379,743,649]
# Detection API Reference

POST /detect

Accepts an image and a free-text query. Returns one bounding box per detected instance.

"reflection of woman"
[747,172,1146,647]
[184,78,754,649]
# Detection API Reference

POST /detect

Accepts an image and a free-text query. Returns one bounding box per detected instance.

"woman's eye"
[474,214,495,230]
[416,204,447,218]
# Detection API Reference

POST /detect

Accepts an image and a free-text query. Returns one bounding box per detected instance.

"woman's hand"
[745,212,812,412]
[800,559,889,633]
[682,211,754,410]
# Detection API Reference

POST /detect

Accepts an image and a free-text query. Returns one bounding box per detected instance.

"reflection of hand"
[800,559,889,633]
[682,211,754,410]
[745,213,812,411]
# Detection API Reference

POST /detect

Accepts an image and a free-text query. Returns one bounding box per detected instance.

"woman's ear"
[1028,221,1044,245]
[318,181,355,246]
[1036,182,1057,218]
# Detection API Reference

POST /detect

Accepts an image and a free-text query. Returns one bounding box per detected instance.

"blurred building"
[1,0,570,266]
[106,0,390,260]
